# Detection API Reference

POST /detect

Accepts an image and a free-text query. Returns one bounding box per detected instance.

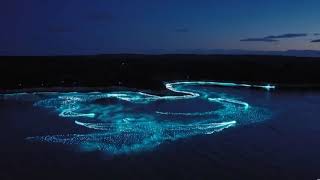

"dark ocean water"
[1,82,320,180]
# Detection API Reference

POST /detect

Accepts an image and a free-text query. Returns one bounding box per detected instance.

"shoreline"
[2,81,320,94]
[2,54,320,92]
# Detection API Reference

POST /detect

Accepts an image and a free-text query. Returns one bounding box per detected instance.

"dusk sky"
[1,0,320,55]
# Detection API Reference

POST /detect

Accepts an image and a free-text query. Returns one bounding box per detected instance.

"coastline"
[2,54,320,92]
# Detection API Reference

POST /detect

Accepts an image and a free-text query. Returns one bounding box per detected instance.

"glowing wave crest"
[19,81,274,154]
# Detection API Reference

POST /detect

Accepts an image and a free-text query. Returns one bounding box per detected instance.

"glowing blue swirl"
[20,81,274,154]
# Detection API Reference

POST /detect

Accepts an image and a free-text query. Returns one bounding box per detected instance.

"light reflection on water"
[2,81,273,155]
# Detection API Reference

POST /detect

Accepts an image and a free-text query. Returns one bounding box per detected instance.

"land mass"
[1,54,320,92]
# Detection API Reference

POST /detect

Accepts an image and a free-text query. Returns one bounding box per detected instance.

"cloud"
[311,39,320,43]
[240,38,278,42]
[241,33,308,43]
[264,33,307,39]
[175,27,189,33]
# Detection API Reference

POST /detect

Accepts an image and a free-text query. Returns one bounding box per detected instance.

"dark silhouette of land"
[1,54,320,92]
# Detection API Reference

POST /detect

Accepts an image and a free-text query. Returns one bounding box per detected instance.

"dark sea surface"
[1,82,320,180]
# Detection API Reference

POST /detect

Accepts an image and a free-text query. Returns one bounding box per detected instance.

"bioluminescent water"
[2,81,274,155]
